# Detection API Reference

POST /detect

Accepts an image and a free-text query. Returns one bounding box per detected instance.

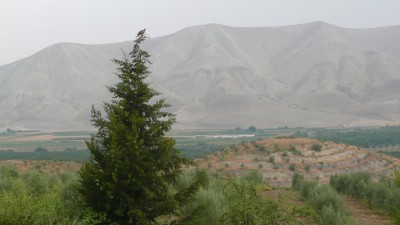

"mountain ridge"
[1,22,400,130]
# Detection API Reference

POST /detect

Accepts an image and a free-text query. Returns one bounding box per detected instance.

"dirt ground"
[265,189,394,225]
[340,195,394,225]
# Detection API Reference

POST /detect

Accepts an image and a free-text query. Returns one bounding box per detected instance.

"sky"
[1,0,400,66]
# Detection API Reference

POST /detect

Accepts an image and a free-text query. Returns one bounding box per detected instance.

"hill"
[1,22,400,130]
[195,137,400,187]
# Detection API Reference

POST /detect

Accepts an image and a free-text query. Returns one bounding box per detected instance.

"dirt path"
[265,190,394,225]
[340,195,394,225]
[264,189,317,225]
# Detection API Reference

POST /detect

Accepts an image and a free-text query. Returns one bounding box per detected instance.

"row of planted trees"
[330,171,400,224]
[292,173,356,225]
[292,171,400,225]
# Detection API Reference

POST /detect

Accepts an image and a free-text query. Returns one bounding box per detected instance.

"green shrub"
[242,170,263,185]
[0,164,19,178]
[22,170,49,196]
[299,180,317,200]
[309,185,342,214]
[257,146,266,152]
[330,174,352,193]
[292,173,304,191]
[312,144,322,152]
[223,177,291,225]
[319,204,355,225]
[289,164,296,171]
[269,156,275,163]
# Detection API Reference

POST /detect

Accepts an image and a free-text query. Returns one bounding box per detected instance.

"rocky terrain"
[1,22,400,130]
[196,137,400,187]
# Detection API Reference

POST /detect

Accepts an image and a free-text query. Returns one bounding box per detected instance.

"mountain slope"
[1,22,400,130]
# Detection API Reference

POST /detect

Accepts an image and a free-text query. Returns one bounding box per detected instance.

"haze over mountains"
[1,21,400,130]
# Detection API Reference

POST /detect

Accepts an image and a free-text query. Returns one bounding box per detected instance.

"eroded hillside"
[196,137,400,187]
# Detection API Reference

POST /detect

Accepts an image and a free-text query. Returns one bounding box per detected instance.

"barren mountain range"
[1,21,400,130]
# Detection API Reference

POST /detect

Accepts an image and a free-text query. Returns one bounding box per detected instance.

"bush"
[319,204,355,225]
[330,174,351,193]
[299,180,317,200]
[292,173,304,191]
[257,145,266,152]
[312,144,322,152]
[289,164,296,171]
[268,156,275,163]
[22,170,49,196]
[0,164,19,178]
[309,185,343,214]
[242,170,263,185]
[223,177,290,225]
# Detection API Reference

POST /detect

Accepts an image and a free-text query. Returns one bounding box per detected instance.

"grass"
[0,151,91,162]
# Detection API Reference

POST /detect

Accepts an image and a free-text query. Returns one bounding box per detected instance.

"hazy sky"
[1,0,400,66]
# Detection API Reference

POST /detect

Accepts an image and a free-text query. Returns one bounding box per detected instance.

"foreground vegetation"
[330,171,400,224]
[0,164,91,224]
[292,170,400,225]
[292,173,356,225]
[0,164,310,224]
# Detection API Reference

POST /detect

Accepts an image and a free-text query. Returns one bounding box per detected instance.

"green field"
[0,127,300,161]
[2,126,400,161]
[0,133,89,151]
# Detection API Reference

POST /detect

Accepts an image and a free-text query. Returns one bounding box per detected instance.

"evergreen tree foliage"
[78,34,203,224]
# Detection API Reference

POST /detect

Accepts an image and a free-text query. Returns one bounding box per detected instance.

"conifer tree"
[79,33,205,224]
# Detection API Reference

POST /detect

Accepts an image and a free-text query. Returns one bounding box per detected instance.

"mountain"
[1,22,400,130]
